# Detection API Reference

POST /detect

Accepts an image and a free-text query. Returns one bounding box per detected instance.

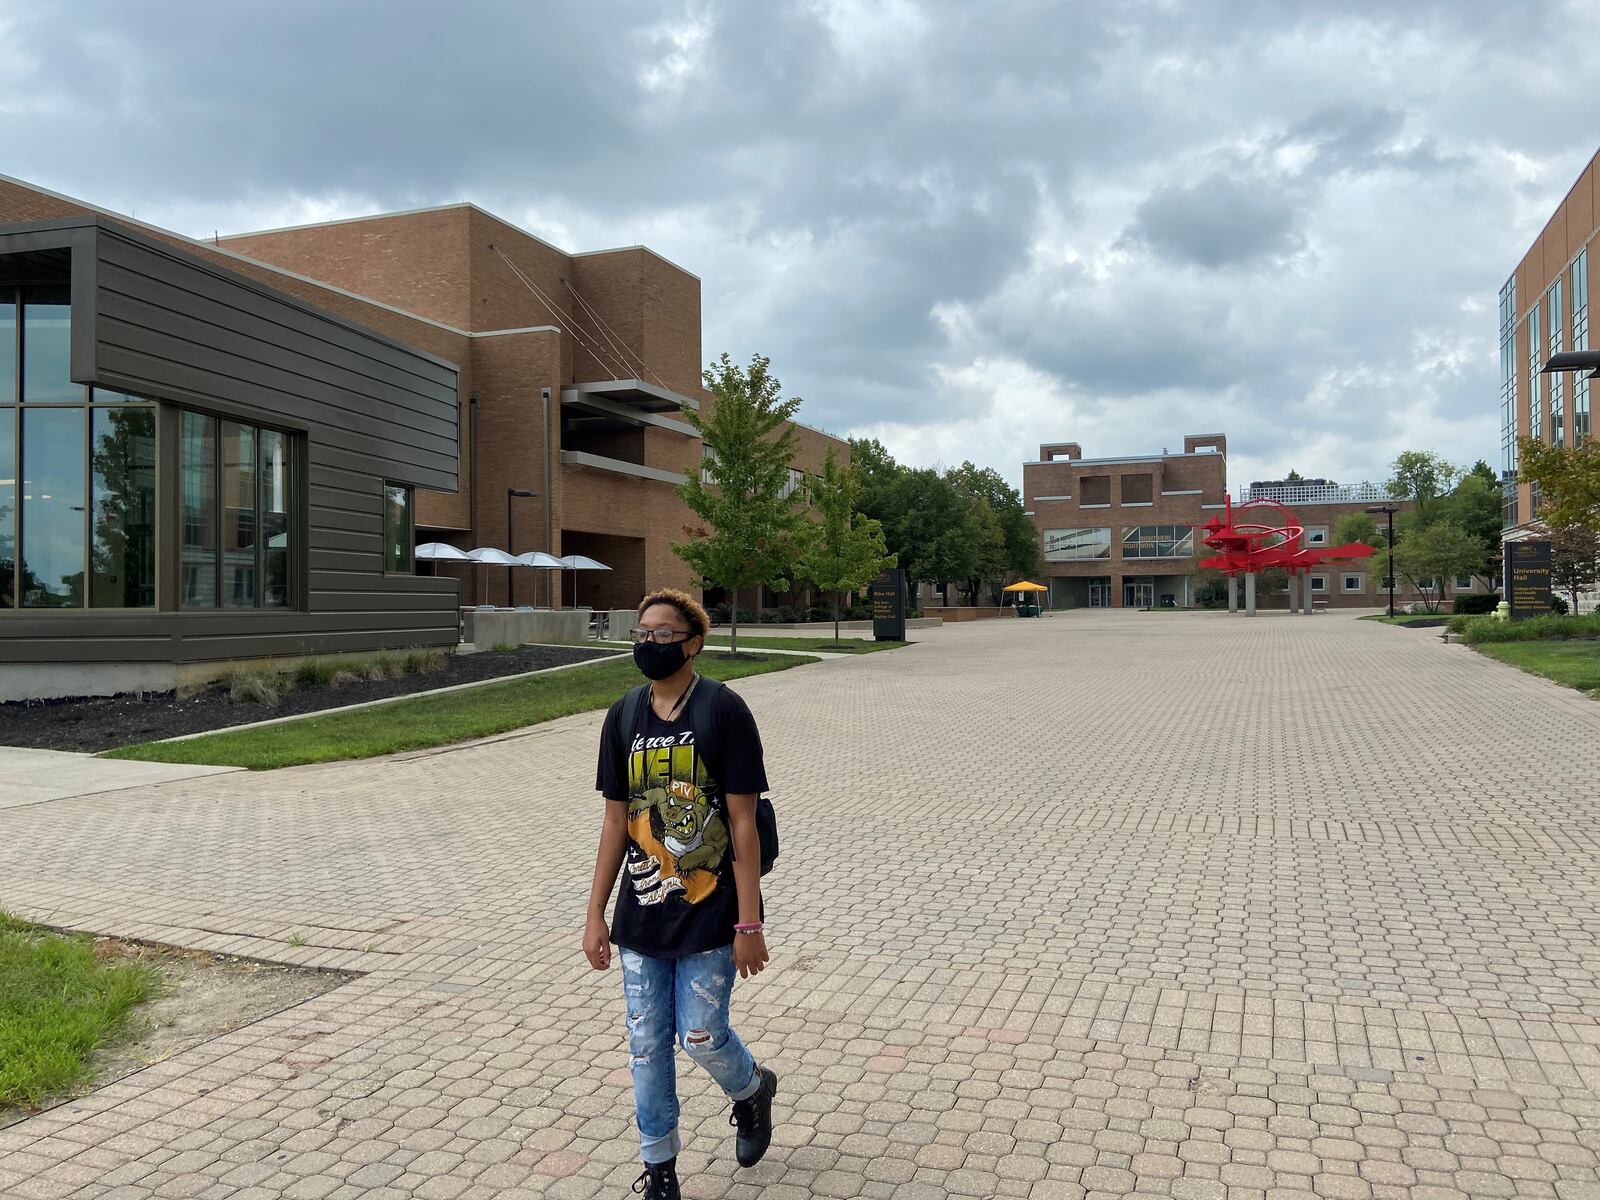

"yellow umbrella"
[1002,581,1048,592]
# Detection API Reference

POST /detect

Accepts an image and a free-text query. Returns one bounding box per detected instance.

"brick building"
[1500,147,1597,536]
[0,175,842,622]
[1022,435,1466,610]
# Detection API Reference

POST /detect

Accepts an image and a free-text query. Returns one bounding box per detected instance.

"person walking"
[585,588,778,1199]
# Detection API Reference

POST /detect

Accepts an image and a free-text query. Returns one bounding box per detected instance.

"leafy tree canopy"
[1386,450,1460,515]
[1392,521,1482,613]
[796,447,895,642]
[1517,436,1600,533]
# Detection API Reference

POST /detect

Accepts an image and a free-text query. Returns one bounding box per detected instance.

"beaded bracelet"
[734,922,765,935]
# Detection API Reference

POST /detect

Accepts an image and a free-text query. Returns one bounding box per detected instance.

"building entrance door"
[1088,581,1111,607]
[1124,580,1154,608]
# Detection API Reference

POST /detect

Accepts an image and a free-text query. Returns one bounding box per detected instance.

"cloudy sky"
[3,0,1596,490]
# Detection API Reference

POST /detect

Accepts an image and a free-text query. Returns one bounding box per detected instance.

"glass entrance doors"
[1124,580,1154,608]
[1088,580,1111,607]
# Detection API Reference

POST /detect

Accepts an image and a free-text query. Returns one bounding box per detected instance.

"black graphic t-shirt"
[596,681,768,959]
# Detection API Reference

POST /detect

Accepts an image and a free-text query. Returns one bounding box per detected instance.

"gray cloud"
[1,0,1594,485]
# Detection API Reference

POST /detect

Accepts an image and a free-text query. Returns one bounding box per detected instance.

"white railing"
[1238,482,1392,505]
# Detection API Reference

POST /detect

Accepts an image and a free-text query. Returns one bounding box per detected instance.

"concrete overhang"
[561,387,697,436]
[562,379,699,414]
[559,449,687,486]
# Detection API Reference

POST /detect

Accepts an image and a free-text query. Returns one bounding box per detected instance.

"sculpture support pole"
[1287,574,1300,615]
[1302,573,1314,614]
[1227,574,1238,613]
[1245,571,1257,616]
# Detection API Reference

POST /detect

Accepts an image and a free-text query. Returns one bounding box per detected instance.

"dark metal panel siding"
[0,216,463,672]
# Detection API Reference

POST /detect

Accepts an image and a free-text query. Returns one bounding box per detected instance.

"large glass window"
[1120,525,1195,558]
[261,429,290,607]
[221,422,257,607]
[0,296,14,407]
[90,408,156,608]
[0,291,157,611]
[1550,281,1565,446]
[21,406,86,607]
[181,411,295,609]
[1500,276,1518,527]
[0,408,14,608]
[1576,250,1590,443]
[1529,304,1543,445]
[1043,527,1110,561]
[384,484,413,573]
[180,411,218,607]
[22,300,75,404]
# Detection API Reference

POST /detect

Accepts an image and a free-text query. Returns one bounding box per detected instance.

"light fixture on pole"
[1365,504,1398,618]
[506,488,537,607]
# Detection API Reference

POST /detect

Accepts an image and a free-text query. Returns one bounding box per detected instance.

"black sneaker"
[730,1066,779,1167]
[631,1158,680,1199]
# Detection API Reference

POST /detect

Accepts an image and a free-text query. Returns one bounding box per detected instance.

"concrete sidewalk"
[0,747,238,810]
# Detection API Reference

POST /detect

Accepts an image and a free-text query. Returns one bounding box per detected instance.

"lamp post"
[506,488,537,607]
[1365,504,1397,618]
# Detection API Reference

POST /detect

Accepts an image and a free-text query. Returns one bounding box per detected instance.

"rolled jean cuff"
[640,1126,681,1165]
[727,1062,762,1102]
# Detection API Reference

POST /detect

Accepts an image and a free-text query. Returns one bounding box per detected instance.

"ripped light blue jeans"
[620,944,760,1164]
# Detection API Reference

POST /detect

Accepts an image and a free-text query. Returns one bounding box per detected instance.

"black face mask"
[633,638,693,681]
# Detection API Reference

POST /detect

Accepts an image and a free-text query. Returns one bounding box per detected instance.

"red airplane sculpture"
[1198,497,1375,577]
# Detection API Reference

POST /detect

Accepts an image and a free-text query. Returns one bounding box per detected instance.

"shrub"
[229,672,284,707]
[329,670,365,687]
[492,642,519,654]
[845,603,873,621]
[1552,595,1570,615]
[293,658,336,687]
[1453,593,1500,615]
[402,649,448,674]
[1447,614,1472,635]
[1460,612,1600,644]
[805,605,833,623]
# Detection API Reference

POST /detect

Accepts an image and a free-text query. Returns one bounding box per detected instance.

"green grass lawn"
[105,653,817,770]
[0,914,156,1112]
[705,635,905,654]
[1474,641,1600,694]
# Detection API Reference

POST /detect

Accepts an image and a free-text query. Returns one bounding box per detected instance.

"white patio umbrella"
[468,547,520,606]
[558,554,612,609]
[415,541,470,561]
[515,550,565,608]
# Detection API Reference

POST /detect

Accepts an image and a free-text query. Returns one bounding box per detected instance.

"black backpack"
[620,676,779,875]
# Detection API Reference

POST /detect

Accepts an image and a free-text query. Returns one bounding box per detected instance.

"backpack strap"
[687,675,725,776]
[619,683,649,755]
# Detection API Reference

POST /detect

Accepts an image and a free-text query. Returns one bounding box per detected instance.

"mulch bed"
[0,644,622,754]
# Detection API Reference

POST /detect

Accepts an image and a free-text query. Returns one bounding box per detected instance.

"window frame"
[178,407,302,611]
[1309,575,1328,594]
[384,482,415,575]
[1342,574,1363,594]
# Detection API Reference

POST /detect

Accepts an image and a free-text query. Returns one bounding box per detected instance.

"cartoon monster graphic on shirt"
[625,738,729,906]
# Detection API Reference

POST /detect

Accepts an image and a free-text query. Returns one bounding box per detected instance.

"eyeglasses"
[629,627,693,645]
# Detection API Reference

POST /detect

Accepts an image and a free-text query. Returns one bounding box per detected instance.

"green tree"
[1549,524,1600,614]
[675,352,804,655]
[1333,513,1385,552]
[1385,450,1460,518]
[881,468,979,592]
[1392,521,1482,613]
[797,448,895,643]
[945,462,1042,605]
[1285,469,1304,482]
[1434,471,1503,588]
[1517,436,1600,532]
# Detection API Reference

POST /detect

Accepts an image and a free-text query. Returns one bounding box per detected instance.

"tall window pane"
[180,411,217,608]
[1,296,15,404]
[20,406,86,606]
[260,429,290,607]
[22,301,77,404]
[221,422,257,607]
[384,484,412,572]
[0,408,14,607]
[90,408,156,608]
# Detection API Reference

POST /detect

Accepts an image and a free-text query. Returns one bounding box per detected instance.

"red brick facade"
[1022,436,1467,610]
[0,177,845,611]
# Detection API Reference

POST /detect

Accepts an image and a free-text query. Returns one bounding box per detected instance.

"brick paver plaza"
[3,612,1600,1199]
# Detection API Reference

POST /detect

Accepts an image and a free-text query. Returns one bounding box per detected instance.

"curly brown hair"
[637,588,710,640]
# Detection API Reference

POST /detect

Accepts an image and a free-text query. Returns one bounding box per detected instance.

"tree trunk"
[833,590,841,645]
[730,584,739,656]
